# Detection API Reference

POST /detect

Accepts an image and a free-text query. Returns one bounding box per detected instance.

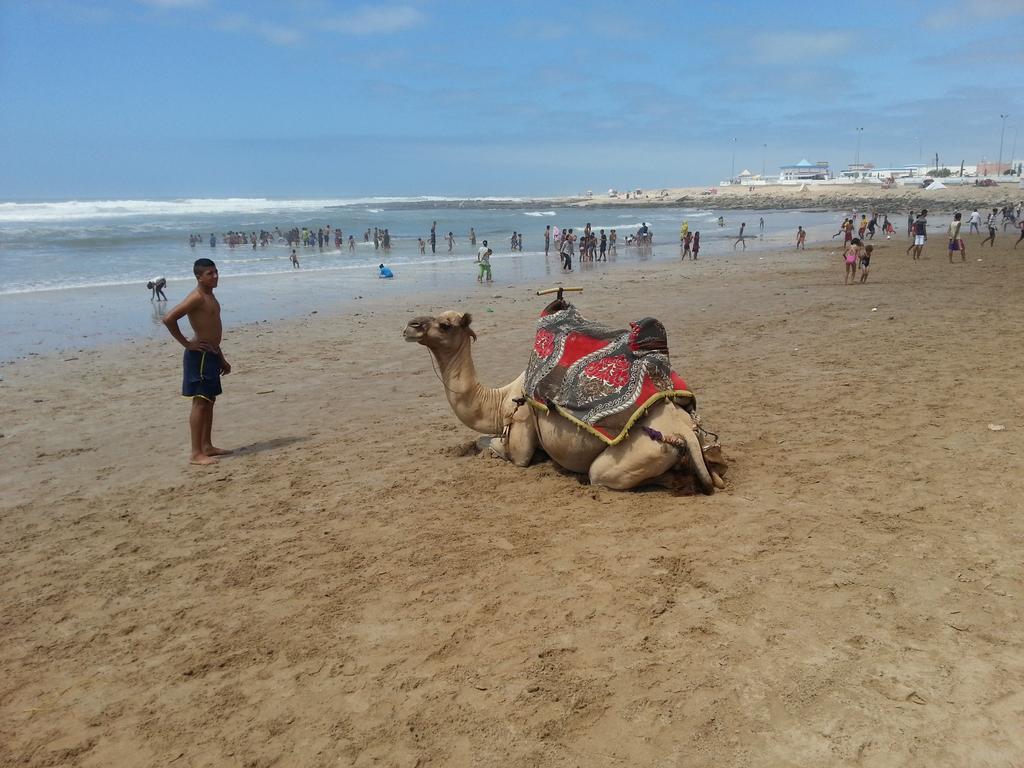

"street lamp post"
[730,137,737,182]
[762,143,767,179]
[997,113,1009,177]
[854,127,864,175]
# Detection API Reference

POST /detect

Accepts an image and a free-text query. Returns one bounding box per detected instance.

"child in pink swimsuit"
[844,237,862,285]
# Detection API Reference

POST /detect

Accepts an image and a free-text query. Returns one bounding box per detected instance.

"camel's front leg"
[484,403,538,467]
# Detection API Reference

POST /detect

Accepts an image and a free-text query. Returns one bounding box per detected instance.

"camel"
[404,309,723,492]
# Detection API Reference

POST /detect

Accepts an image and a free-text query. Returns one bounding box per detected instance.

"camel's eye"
[440,322,452,331]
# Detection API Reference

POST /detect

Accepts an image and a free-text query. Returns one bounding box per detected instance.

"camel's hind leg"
[588,402,705,491]
[588,434,679,490]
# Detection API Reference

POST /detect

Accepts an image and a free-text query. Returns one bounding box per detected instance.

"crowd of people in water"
[168,201,1023,293]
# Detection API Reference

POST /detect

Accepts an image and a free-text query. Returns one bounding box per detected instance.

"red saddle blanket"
[524,302,695,445]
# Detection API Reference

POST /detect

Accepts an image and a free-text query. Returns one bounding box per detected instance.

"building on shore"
[840,163,928,181]
[977,161,1013,177]
[778,159,831,181]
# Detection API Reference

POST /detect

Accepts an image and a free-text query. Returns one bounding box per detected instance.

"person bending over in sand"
[844,237,862,285]
[859,244,873,283]
[147,276,168,301]
[163,258,232,465]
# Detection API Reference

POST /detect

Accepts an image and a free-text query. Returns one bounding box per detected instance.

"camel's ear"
[460,313,473,327]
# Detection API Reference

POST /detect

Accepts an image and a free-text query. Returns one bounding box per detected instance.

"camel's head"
[404,311,476,350]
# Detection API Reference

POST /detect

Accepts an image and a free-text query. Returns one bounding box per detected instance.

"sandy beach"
[2,230,1024,766]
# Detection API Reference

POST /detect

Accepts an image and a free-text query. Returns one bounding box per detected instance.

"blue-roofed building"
[779,159,831,181]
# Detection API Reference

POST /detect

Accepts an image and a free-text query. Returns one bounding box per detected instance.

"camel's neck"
[431,340,517,435]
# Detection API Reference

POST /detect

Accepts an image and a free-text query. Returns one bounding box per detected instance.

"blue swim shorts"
[182,349,222,401]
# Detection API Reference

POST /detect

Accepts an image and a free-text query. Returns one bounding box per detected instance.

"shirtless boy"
[163,258,232,465]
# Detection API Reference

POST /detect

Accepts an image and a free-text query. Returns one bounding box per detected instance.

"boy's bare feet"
[191,453,218,465]
[203,446,233,456]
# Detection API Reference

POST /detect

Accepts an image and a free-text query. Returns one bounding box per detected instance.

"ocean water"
[0,197,845,360]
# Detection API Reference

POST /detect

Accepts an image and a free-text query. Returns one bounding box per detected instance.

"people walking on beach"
[544,225,551,256]
[867,215,877,239]
[733,222,747,250]
[162,258,232,466]
[980,209,998,247]
[907,210,928,259]
[599,230,607,261]
[1015,220,1024,248]
[796,226,806,249]
[476,240,492,282]
[948,213,965,263]
[682,230,692,259]
[759,217,765,231]
[290,248,300,268]
[430,221,437,254]
[691,231,700,259]
[859,244,873,283]
[844,238,862,284]
[609,229,617,254]
[469,228,476,246]
[447,231,455,253]
[418,238,426,254]
[907,212,914,238]
[560,229,575,271]
[209,233,216,247]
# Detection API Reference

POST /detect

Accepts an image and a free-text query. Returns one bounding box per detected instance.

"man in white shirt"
[476,240,492,283]
[968,209,981,233]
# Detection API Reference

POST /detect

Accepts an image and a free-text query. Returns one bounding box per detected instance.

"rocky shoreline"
[365,184,1021,214]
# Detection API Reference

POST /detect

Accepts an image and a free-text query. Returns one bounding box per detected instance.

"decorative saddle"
[524,300,695,445]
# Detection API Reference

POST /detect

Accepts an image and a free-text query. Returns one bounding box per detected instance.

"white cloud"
[137,0,208,8]
[325,5,425,35]
[923,0,1023,29]
[215,14,302,46]
[749,31,856,65]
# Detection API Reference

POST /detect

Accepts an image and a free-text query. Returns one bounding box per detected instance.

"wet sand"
[2,231,1023,766]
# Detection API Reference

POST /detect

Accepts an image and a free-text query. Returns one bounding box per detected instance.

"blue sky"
[1,0,1022,199]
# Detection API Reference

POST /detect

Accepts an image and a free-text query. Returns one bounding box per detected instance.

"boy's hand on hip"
[220,359,231,375]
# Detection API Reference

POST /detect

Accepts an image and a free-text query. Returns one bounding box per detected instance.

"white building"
[779,159,831,181]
